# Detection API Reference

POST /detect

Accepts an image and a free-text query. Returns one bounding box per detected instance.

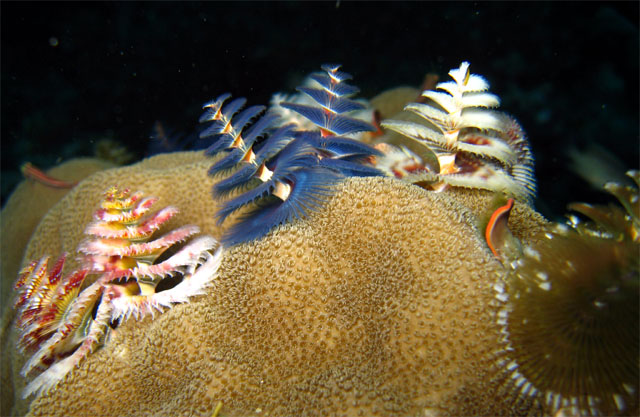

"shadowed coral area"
[4,151,551,416]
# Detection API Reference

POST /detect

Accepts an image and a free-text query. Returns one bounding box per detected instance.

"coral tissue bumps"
[13,186,223,398]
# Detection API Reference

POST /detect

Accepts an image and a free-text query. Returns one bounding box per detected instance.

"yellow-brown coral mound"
[8,158,549,416]
[19,152,218,275]
[2,151,219,416]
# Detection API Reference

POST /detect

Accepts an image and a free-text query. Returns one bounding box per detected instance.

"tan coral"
[14,186,222,399]
[4,151,551,416]
[1,151,220,416]
[18,152,219,276]
[369,86,421,121]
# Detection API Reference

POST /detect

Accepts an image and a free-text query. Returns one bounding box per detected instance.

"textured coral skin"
[1,152,219,416]
[2,152,552,416]
[12,185,221,399]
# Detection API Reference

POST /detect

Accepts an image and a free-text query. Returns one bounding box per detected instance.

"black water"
[2,2,638,220]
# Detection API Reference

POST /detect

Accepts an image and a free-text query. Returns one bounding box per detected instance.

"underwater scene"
[1,2,638,416]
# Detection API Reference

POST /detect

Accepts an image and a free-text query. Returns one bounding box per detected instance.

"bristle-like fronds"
[296,87,365,113]
[307,133,383,158]
[380,62,536,203]
[199,93,232,123]
[221,167,341,246]
[216,140,322,225]
[22,283,114,399]
[201,99,265,157]
[247,124,299,168]
[292,130,383,166]
[14,186,222,398]
[200,97,248,142]
[278,64,376,137]
[212,165,262,197]
[494,226,639,416]
[200,65,383,246]
[15,254,66,331]
[488,175,639,416]
[210,126,381,246]
[93,196,157,223]
[605,170,640,233]
[14,255,88,353]
[80,226,199,264]
[210,118,291,180]
[100,187,143,210]
[14,257,50,312]
[212,124,298,197]
[278,102,374,136]
[373,143,436,180]
[204,105,265,156]
[110,236,221,321]
[85,206,178,241]
[566,169,639,242]
[207,148,248,177]
[19,280,103,381]
[319,158,384,177]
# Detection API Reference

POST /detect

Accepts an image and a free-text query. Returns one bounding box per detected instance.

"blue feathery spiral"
[200,64,383,246]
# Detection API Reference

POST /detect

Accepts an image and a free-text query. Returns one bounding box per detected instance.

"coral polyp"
[13,186,222,398]
[493,171,639,416]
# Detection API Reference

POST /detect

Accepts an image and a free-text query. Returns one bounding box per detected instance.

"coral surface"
[14,186,222,398]
[6,151,552,415]
[3,151,553,417]
[1,152,218,415]
[2,61,637,417]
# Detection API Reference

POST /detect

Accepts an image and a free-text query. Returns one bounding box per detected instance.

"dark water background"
[2,2,638,221]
